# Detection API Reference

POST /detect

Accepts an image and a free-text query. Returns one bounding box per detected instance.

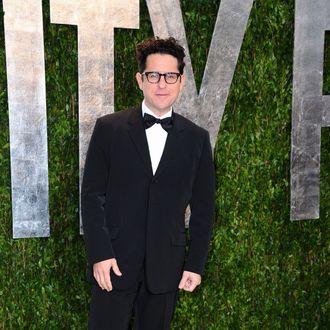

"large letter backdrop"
[2,0,328,238]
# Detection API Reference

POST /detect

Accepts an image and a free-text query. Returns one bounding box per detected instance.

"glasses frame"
[141,71,181,84]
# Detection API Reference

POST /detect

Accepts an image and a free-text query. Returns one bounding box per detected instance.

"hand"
[93,258,122,292]
[178,271,201,292]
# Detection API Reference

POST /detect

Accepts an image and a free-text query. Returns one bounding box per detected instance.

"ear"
[179,74,186,91]
[135,72,143,90]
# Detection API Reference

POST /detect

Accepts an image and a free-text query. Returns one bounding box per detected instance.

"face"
[136,53,185,117]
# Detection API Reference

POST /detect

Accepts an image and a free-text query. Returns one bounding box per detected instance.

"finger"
[93,270,102,289]
[102,271,113,291]
[95,272,106,291]
[95,269,112,291]
[185,278,201,292]
[183,277,192,290]
[186,282,196,292]
[111,261,122,276]
[178,274,188,289]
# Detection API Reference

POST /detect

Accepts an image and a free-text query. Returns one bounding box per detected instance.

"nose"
[158,75,167,88]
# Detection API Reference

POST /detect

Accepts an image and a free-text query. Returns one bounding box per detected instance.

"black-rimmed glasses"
[142,71,181,84]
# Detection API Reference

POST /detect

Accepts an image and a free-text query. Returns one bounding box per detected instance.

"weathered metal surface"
[9,0,327,235]
[50,0,139,232]
[3,0,49,238]
[146,0,254,148]
[291,0,330,220]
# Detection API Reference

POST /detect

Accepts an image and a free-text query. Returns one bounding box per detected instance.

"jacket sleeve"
[81,118,115,265]
[184,130,215,275]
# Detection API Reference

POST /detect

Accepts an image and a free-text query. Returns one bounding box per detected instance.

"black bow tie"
[143,113,173,132]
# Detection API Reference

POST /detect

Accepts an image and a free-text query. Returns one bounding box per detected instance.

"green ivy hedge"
[0,0,329,328]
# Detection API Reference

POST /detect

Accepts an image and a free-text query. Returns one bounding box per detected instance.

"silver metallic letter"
[291,0,330,220]
[146,0,254,148]
[3,0,49,238]
[50,0,139,231]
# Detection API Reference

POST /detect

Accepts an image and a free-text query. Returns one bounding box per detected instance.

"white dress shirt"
[142,101,172,175]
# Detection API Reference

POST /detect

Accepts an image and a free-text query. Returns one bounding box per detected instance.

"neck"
[151,109,171,118]
[142,101,172,118]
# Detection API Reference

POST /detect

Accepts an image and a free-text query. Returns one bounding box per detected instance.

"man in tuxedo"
[81,37,215,329]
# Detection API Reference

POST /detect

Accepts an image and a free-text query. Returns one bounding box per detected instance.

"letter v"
[146,0,254,148]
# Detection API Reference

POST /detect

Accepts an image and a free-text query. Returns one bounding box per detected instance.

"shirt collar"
[142,100,173,119]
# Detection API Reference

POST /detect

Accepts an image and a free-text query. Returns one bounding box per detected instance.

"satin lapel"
[127,107,153,176]
[154,114,184,178]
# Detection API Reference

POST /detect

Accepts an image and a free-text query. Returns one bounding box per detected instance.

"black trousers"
[88,270,178,330]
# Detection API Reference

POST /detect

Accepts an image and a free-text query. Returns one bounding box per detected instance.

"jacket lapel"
[127,107,153,176]
[154,113,184,178]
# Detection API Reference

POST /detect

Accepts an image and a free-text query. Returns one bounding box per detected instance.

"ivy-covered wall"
[0,0,329,328]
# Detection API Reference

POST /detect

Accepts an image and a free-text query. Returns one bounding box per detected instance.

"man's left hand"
[178,271,201,292]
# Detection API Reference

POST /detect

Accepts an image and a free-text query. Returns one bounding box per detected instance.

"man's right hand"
[93,258,122,292]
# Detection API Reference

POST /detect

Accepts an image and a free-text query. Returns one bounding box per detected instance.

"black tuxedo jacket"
[81,107,215,294]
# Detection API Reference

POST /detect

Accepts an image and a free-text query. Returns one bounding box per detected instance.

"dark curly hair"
[136,37,186,74]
